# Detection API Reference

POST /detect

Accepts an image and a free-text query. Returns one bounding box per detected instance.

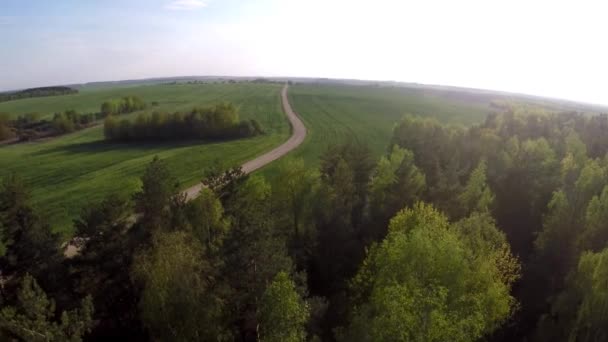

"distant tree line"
[51,110,96,134]
[0,95,146,142]
[103,103,263,142]
[100,96,146,116]
[0,86,78,103]
[0,113,14,141]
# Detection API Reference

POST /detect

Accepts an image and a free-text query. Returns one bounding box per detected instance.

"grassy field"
[260,84,494,179]
[4,81,594,236]
[0,82,273,120]
[0,83,289,235]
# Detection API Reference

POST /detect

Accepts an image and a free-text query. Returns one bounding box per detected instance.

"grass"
[3,81,577,236]
[0,82,279,120]
[0,83,289,236]
[259,83,493,179]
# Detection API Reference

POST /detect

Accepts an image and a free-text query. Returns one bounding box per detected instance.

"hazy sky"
[1,0,607,104]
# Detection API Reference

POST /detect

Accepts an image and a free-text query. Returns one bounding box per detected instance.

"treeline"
[0,96,146,142]
[0,86,78,103]
[100,96,146,116]
[0,113,14,141]
[2,106,608,341]
[0,110,98,142]
[51,110,96,134]
[104,103,263,142]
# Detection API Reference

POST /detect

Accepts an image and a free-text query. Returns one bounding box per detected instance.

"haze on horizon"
[1,0,606,105]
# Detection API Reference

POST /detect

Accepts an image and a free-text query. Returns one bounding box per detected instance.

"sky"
[1,0,607,105]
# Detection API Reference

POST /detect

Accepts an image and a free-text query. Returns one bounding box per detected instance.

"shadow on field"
[31,139,212,156]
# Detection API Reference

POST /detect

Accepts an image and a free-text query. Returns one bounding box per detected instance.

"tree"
[344,203,517,342]
[69,194,141,339]
[580,185,608,252]
[492,137,560,261]
[273,158,318,239]
[257,272,310,342]
[202,165,248,203]
[0,174,61,284]
[133,156,179,230]
[452,212,521,288]
[0,113,14,141]
[52,112,75,134]
[314,158,361,294]
[131,231,229,341]
[456,159,494,219]
[222,176,293,339]
[320,141,374,228]
[100,100,119,117]
[0,274,94,342]
[536,248,608,341]
[368,146,425,238]
[103,115,118,139]
[187,187,229,253]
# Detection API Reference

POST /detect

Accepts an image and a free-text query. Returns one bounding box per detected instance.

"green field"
[0,82,271,120]
[0,83,289,235]
[262,84,493,178]
[4,81,591,236]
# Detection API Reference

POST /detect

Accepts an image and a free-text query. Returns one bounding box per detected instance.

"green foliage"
[187,187,229,252]
[0,174,61,280]
[537,248,608,341]
[456,159,494,218]
[0,112,15,141]
[257,272,310,342]
[345,203,518,342]
[51,110,95,135]
[51,112,75,133]
[0,274,94,342]
[73,193,131,253]
[368,145,425,236]
[100,96,145,116]
[222,176,294,336]
[104,103,263,142]
[132,231,228,341]
[0,83,288,232]
[133,156,180,230]
[580,185,608,252]
[0,87,77,103]
[273,158,319,238]
[314,156,362,294]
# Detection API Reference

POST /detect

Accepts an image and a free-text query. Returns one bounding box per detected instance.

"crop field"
[0,82,285,120]
[0,83,289,235]
[261,84,493,178]
[3,81,599,236]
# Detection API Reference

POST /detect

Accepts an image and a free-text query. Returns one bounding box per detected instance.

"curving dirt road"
[184,84,306,200]
[65,84,305,258]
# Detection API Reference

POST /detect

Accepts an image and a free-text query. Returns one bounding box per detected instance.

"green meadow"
[4,81,594,236]
[264,84,493,178]
[0,83,289,235]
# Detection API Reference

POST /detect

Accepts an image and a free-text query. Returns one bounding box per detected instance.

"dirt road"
[64,84,305,258]
[183,84,306,200]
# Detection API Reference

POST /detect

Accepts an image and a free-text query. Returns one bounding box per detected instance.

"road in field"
[183,84,306,200]
[65,84,305,257]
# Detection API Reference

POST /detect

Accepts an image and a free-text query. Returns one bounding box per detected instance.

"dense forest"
[104,103,264,142]
[0,87,78,103]
[1,106,608,341]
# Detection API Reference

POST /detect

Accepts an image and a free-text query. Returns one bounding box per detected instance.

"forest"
[1,106,607,341]
[0,87,78,103]
[104,103,264,142]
